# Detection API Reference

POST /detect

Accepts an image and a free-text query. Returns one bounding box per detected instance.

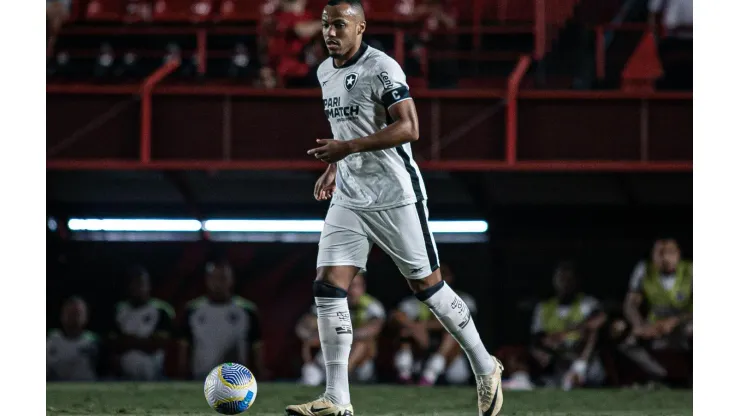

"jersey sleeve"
[180,305,195,342]
[371,56,411,111]
[245,307,262,344]
[397,297,420,320]
[581,296,602,319]
[365,299,386,321]
[628,261,648,292]
[648,0,665,13]
[155,308,174,336]
[530,303,544,335]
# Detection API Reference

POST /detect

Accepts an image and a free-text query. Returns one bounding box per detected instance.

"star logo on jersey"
[344,73,358,91]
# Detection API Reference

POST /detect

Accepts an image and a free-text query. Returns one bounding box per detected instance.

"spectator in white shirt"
[648,0,692,90]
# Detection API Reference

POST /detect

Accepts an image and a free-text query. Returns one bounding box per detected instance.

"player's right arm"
[623,262,648,332]
[314,163,337,201]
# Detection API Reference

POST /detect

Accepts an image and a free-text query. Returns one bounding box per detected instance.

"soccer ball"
[204,363,258,414]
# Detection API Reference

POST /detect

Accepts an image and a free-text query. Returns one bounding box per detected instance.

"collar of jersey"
[333,42,369,69]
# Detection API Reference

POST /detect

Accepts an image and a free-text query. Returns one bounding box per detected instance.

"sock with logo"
[314,281,353,405]
[416,281,495,376]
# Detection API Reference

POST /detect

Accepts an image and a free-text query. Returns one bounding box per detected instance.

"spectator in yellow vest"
[624,239,692,347]
[529,262,607,390]
[614,239,692,384]
[296,271,386,385]
[390,264,477,385]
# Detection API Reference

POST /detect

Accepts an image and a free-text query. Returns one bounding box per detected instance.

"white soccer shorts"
[316,201,440,279]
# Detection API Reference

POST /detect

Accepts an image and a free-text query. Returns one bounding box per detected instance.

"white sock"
[316,296,352,405]
[422,353,446,383]
[394,348,413,379]
[418,282,495,376]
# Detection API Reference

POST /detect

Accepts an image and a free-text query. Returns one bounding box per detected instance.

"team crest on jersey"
[344,72,359,91]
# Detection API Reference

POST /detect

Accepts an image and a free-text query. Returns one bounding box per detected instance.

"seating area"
[47,1,685,91]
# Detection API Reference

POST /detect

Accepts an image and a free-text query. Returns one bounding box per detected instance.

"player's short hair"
[326,0,365,14]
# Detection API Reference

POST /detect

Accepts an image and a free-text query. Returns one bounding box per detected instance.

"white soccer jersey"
[530,295,601,335]
[115,298,175,339]
[184,296,261,379]
[317,42,428,211]
[46,329,98,381]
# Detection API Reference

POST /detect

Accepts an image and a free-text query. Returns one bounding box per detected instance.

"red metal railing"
[139,59,181,163]
[506,55,531,164]
[46,84,692,172]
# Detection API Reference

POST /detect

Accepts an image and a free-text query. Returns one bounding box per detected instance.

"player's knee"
[408,269,443,296]
[313,280,348,298]
[315,266,356,291]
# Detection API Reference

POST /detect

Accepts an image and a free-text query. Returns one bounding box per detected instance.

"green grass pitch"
[47,382,692,415]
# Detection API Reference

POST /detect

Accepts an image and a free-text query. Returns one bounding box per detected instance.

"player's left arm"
[346,98,419,153]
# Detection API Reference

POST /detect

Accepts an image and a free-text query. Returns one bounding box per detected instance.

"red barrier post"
[596,25,605,80]
[534,0,546,60]
[197,29,207,76]
[506,55,532,165]
[139,60,181,163]
[473,0,482,51]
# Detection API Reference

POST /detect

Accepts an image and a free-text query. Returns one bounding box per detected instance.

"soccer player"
[179,262,265,380]
[296,271,385,386]
[110,266,175,381]
[285,1,503,415]
[47,296,99,381]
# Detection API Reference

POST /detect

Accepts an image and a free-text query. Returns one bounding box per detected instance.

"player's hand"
[633,324,662,339]
[308,139,353,163]
[656,316,681,335]
[314,166,336,201]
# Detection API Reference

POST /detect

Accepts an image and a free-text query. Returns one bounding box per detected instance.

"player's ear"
[357,20,366,36]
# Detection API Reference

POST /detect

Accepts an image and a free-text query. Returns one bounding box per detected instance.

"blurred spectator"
[391,264,474,385]
[401,0,459,88]
[616,239,692,382]
[109,266,174,381]
[126,0,153,22]
[47,0,71,33]
[260,0,323,87]
[255,66,279,88]
[47,0,71,58]
[649,0,692,90]
[179,262,265,380]
[528,262,607,390]
[47,297,99,381]
[296,271,385,385]
[229,43,252,80]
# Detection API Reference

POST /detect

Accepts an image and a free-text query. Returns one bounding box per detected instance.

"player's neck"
[333,41,368,68]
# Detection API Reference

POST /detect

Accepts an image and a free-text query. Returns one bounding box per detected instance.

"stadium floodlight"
[67,218,203,232]
[65,218,488,234]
